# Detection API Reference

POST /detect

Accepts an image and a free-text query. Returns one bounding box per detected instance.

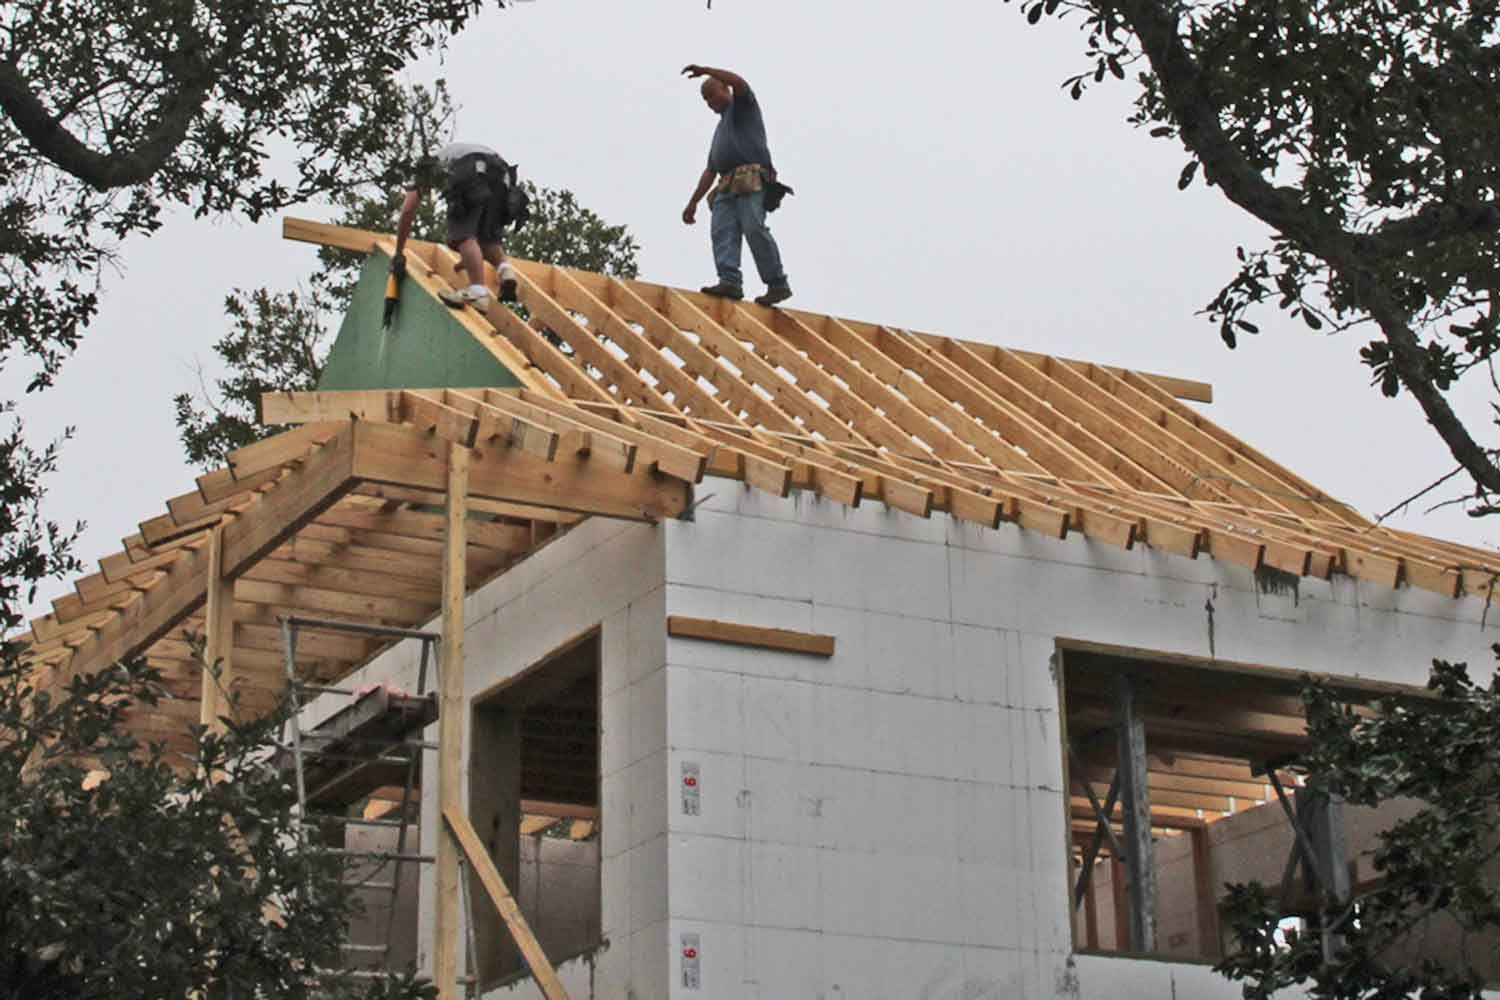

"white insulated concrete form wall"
[658,485,1491,1000]
[330,478,1494,999]
[327,517,671,998]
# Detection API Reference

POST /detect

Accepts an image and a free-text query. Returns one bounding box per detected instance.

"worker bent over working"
[393,142,530,314]
[681,64,793,307]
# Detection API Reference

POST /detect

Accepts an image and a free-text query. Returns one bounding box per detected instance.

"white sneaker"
[497,262,519,304]
[439,286,492,314]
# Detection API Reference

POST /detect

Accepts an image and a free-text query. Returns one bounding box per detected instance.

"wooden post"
[434,444,470,1000]
[1306,790,1349,960]
[1110,854,1130,949]
[1083,857,1101,950]
[1191,826,1219,958]
[469,700,522,984]
[1114,672,1157,952]
[200,524,235,734]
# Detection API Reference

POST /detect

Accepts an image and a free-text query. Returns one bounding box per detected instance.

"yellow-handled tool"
[383,252,406,332]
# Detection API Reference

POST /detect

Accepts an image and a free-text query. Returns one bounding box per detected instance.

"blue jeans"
[710,190,788,292]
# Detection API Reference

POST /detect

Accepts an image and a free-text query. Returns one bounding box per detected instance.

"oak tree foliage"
[1014,0,1500,512]
[0,6,523,995]
[1216,656,1500,999]
[0,656,436,1000]
[0,408,432,998]
[0,0,510,393]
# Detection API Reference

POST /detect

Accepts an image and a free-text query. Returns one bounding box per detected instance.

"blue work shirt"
[707,87,775,175]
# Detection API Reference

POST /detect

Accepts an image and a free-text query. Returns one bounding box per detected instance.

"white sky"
[11,0,1499,616]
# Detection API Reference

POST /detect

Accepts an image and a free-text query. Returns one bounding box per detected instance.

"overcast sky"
[11,0,1498,616]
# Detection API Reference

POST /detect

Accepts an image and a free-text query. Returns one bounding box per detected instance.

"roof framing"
[23,217,1500,753]
[278,217,1500,601]
[22,412,689,751]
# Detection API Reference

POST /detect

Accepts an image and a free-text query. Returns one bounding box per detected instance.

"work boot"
[439,285,492,314]
[498,262,520,303]
[700,283,743,300]
[754,284,793,307]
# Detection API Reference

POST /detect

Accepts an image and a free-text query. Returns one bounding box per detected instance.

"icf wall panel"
[311,516,670,999]
[658,481,1491,999]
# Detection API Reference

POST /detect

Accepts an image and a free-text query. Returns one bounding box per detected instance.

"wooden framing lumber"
[350,420,688,521]
[886,327,1122,484]
[436,389,558,460]
[473,389,635,472]
[664,289,869,445]
[444,806,569,1000]
[434,443,468,1000]
[28,214,1500,766]
[226,422,344,483]
[1114,672,1157,952]
[610,281,803,434]
[201,525,235,733]
[556,271,748,428]
[1067,802,1208,832]
[770,311,977,462]
[667,616,835,657]
[264,219,1500,603]
[514,267,677,413]
[63,426,357,682]
[515,389,707,483]
[286,217,1214,401]
[321,496,534,550]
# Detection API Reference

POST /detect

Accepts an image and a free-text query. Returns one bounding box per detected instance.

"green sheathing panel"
[317,250,522,391]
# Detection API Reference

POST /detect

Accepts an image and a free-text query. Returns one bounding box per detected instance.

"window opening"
[1059,643,1365,962]
[470,630,602,988]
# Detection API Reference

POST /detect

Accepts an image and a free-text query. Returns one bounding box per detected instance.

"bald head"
[700,77,732,114]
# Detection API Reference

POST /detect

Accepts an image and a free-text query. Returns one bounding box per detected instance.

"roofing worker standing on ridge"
[681,64,793,307]
[392,141,529,315]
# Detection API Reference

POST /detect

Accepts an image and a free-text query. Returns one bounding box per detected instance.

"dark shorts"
[445,174,506,249]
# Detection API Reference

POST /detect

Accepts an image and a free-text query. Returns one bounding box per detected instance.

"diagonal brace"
[444,805,570,1000]
[1266,769,1335,899]
[1068,746,1128,905]
[1072,762,1123,911]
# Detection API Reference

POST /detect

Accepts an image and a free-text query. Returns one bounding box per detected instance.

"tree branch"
[1111,0,1500,500]
[0,59,210,191]
[1366,199,1500,257]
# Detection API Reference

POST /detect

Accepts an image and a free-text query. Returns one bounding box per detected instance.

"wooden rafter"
[24,218,1500,749]
[20,404,693,754]
[270,217,1500,601]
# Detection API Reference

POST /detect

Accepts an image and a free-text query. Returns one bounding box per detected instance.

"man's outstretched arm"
[682,64,749,93]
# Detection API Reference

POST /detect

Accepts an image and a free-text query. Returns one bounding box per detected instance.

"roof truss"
[25,217,1500,753]
[23,413,690,751]
[278,217,1500,602]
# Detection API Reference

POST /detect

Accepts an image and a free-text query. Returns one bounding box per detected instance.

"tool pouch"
[728,163,766,196]
[504,182,532,229]
[764,179,794,213]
